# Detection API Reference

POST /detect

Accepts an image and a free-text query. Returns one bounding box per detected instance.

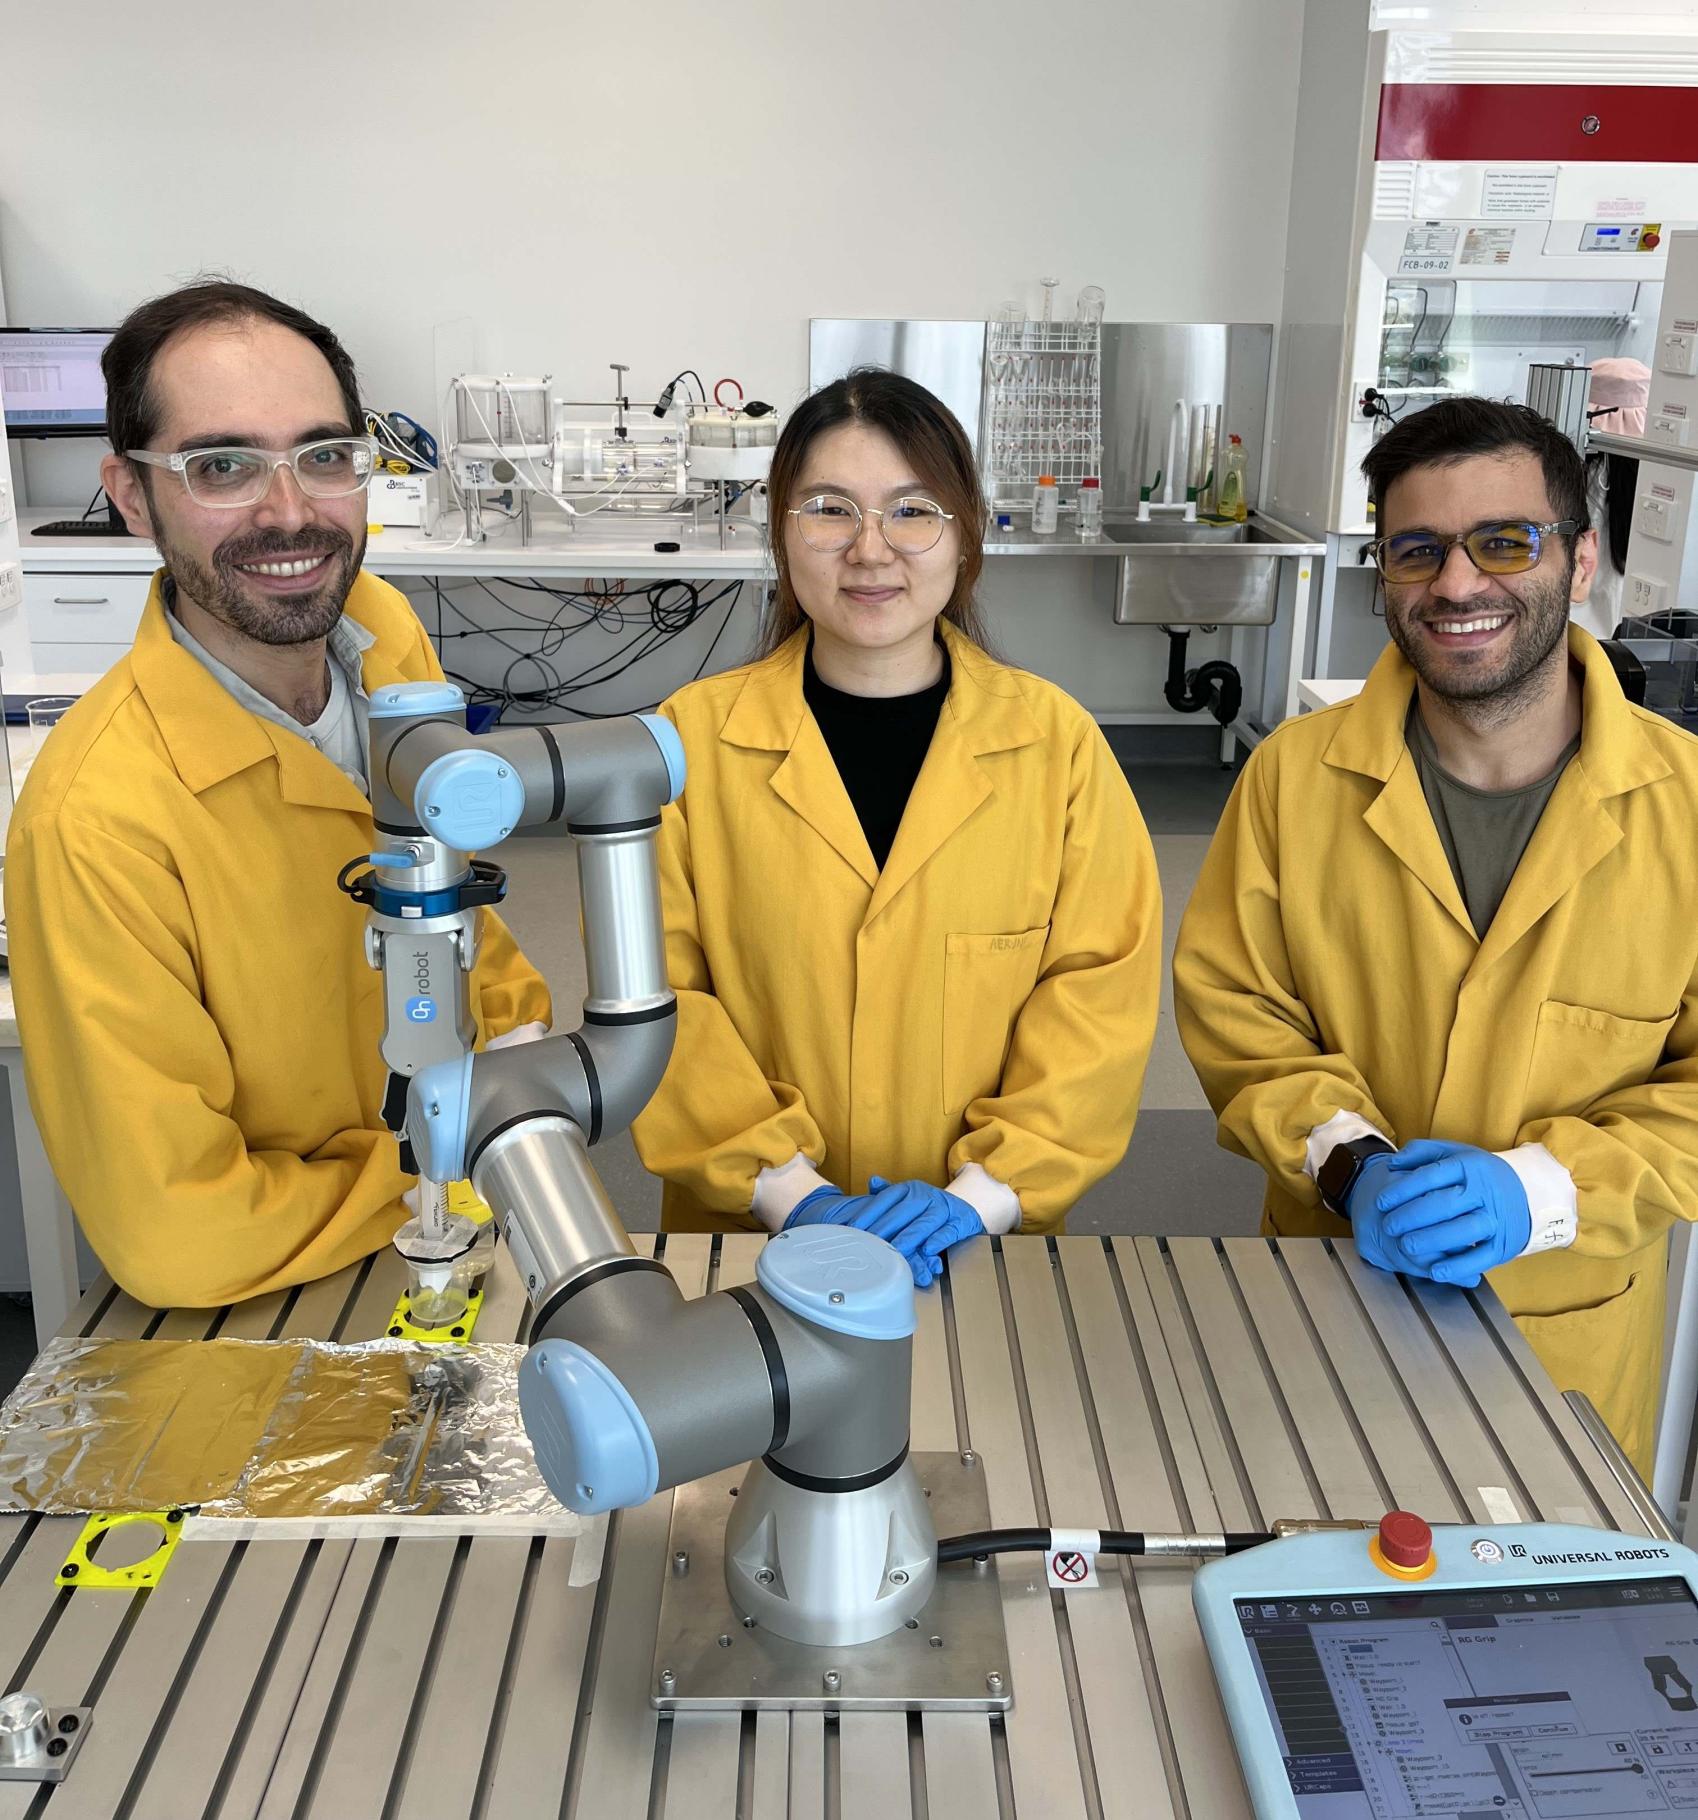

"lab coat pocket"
[1524,999,1679,1123]
[1512,1273,1655,1472]
[942,927,1050,1116]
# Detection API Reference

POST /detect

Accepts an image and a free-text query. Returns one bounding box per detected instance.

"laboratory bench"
[15,506,1318,575]
[12,505,1326,733]
[0,1230,1660,1818]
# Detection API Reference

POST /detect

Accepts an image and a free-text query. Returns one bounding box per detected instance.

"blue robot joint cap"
[371,680,466,718]
[518,1339,660,1515]
[756,1224,916,1341]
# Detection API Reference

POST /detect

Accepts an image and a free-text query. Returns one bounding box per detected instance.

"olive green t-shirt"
[1406,702,1581,939]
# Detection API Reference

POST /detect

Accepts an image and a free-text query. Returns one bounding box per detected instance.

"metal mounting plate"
[0,1708,92,1782]
[651,1450,1012,1712]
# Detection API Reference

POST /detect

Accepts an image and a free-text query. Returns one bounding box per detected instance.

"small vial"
[1077,476,1103,538]
[1032,475,1059,534]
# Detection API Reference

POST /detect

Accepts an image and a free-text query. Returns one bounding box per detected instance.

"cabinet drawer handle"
[51,596,112,606]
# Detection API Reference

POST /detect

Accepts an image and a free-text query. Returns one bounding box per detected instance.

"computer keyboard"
[30,520,137,537]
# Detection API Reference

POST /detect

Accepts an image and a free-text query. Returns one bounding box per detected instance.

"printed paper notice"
[1461,227,1516,268]
[1480,168,1559,219]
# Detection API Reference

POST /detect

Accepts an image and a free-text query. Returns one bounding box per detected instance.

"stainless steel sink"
[1105,513,1321,626]
[1105,517,1248,547]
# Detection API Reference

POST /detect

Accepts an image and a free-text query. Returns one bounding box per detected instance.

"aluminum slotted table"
[0,1234,1661,1819]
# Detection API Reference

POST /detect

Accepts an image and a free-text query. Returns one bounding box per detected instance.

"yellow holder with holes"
[386,1283,486,1343]
[59,1509,187,1589]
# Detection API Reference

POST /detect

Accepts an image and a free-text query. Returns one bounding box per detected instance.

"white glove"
[485,1020,550,1051]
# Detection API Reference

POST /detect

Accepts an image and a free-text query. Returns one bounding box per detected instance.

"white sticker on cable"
[1478,1486,1521,1524]
[1045,1528,1101,1590]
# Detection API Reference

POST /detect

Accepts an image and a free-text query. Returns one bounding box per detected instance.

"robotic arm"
[342,684,935,1647]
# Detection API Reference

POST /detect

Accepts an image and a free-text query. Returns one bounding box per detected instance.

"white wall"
[2,0,1308,719]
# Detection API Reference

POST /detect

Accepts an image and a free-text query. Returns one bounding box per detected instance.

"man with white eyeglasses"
[4,279,549,1310]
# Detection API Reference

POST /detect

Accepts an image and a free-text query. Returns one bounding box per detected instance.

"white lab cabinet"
[23,568,150,670]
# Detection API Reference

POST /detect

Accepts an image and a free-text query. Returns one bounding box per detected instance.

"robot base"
[725,1454,937,1648]
[651,1451,1013,1713]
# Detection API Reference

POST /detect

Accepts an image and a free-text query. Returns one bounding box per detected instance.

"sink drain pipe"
[1162,625,1242,728]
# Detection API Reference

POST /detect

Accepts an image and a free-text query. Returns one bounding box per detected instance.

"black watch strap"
[1318,1134,1396,1217]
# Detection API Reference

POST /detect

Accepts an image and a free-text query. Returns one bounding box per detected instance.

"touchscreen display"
[1233,1576,1698,1817]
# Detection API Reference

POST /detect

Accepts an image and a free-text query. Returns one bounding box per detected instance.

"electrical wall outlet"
[0,560,22,616]
[0,478,13,530]
[1662,330,1698,378]
[1636,493,1676,543]
[1627,573,1669,618]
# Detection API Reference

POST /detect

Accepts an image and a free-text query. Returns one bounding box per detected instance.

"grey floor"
[0,757,1266,1398]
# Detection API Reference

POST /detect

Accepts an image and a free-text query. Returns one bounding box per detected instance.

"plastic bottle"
[1218,434,1248,523]
[1076,476,1103,538]
[1032,475,1059,534]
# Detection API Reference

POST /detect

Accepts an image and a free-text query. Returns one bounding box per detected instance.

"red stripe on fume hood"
[1378,82,1698,163]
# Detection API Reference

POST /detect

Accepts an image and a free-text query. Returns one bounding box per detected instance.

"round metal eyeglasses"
[788,493,954,555]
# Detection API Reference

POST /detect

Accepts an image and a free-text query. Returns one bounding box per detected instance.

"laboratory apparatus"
[1196,1512,1698,1820]
[444,365,773,548]
[1272,0,1698,680]
[339,682,1017,1706]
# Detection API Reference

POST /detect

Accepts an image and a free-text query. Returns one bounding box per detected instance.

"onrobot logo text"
[405,997,437,1024]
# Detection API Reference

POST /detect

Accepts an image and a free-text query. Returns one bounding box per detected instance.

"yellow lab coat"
[5,573,551,1308]
[631,622,1162,1233]
[1174,629,1698,1475]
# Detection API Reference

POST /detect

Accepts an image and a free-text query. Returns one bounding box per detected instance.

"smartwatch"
[1317,1134,1396,1218]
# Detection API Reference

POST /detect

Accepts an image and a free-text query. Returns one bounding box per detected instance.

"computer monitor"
[0,328,114,438]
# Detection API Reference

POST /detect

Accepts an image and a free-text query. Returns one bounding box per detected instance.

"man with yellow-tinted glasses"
[1175,398,1698,1476]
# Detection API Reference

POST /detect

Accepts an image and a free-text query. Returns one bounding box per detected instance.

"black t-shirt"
[802,641,951,870]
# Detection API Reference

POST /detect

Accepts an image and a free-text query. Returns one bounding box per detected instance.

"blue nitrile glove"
[1344,1152,1418,1277]
[782,1181,910,1231]
[857,1176,987,1289]
[1372,1139,1532,1289]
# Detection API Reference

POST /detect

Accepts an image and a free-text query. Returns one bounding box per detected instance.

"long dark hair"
[1585,450,1636,577]
[757,368,991,658]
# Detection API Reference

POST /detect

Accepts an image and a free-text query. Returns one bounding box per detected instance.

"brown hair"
[756,367,991,658]
[103,276,364,465]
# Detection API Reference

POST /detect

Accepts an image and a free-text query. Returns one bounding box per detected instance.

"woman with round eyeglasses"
[631,368,1162,1285]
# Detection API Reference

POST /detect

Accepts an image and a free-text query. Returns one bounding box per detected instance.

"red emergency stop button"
[1643,231,1662,250]
[1371,1510,1437,1580]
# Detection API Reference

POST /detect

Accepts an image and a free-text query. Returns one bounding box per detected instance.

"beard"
[1383,555,1574,720]
[157,520,365,646]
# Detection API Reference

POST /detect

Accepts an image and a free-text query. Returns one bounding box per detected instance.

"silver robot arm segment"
[355,683,934,1647]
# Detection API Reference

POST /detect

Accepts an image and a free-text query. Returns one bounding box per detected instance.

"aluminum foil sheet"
[0,1336,577,1528]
